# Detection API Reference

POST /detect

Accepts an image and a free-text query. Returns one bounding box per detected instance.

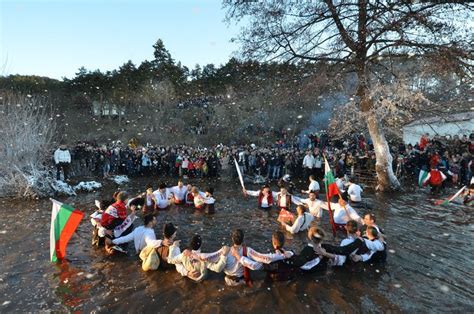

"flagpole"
[323,157,337,237]
[434,186,466,205]
[234,157,246,190]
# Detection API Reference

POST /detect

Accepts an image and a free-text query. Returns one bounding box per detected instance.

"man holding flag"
[322,157,362,236]
[323,157,340,237]
[50,199,84,262]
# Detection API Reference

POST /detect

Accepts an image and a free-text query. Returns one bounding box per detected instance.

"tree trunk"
[356,56,400,191]
[365,101,401,191]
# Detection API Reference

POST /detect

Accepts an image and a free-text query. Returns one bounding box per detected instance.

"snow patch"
[74,181,102,192]
[108,175,130,185]
[52,180,76,196]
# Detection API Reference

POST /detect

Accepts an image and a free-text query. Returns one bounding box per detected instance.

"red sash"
[242,245,252,287]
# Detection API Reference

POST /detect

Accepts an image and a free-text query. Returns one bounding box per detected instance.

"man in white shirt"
[54,144,72,181]
[167,234,229,282]
[322,198,363,233]
[302,151,315,177]
[331,220,360,266]
[351,226,386,264]
[111,214,160,253]
[230,231,295,282]
[202,229,286,286]
[347,178,363,203]
[153,183,173,210]
[280,205,314,234]
[169,179,188,205]
[362,213,383,235]
[301,175,320,196]
[336,174,347,193]
[292,191,325,219]
[243,185,276,210]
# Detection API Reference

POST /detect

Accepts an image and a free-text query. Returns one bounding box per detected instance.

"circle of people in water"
[90,176,387,285]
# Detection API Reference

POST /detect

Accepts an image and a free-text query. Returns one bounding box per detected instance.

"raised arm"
[245,190,260,197]
[291,195,305,205]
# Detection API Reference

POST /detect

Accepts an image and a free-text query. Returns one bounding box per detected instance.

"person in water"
[216,229,288,286]
[280,205,314,234]
[292,190,325,219]
[167,234,229,282]
[351,226,386,264]
[231,231,295,282]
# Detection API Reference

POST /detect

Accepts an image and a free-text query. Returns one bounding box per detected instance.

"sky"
[0,0,240,80]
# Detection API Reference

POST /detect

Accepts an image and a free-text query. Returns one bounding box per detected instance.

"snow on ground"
[108,175,130,185]
[52,180,102,196]
[74,181,102,192]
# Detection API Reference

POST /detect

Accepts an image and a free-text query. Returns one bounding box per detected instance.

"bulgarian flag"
[324,158,338,236]
[434,186,466,206]
[418,169,429,187]
[50,199,84,262]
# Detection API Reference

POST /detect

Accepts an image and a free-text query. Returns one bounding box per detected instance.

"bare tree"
[224,0,473,190]
[0,93,57,198]
[329,81,429,139]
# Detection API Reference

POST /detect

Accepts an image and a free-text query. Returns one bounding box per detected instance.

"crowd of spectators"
[52,132,473,189]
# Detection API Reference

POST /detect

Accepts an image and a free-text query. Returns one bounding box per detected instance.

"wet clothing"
[292,196,325,219]
[101,201,127,229]
[167,246,227,282]
[112,226,161,254]
[284,213,313,234]
[247,190,274,209]
[347,183,363,202]
[169,185,187,204]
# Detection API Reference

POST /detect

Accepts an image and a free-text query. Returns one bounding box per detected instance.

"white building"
[92,101,125,116]
[403,111,474,145]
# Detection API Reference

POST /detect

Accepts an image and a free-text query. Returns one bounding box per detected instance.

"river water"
[0,177,472,312]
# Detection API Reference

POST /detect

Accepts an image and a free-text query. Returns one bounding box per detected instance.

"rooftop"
[404,111,474,127]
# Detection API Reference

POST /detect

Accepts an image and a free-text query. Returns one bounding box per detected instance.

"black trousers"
[56,162,70,180]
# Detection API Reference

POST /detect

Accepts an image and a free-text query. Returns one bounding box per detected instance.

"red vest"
[186,192,194,205]
[101,201,126,227]
[429,170,443,186]
[258,191,273,207]
[242,245,252,287]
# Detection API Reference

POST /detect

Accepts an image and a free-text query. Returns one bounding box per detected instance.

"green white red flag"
[418,169,429,187]
[324,158,338,236]
[434,186,466,206]
[50,199,84,262]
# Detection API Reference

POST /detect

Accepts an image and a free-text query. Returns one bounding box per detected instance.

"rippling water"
[0,177,472,312]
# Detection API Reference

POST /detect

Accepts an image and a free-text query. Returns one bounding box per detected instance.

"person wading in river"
[220,229,287,286]
[301,175,320,197]
[291,191,325,220]
[243,185,275,210]
[322,198,363,234]
[280,205,313,234]
[231,231,295,282]
[169,179,188,205]
[109,214,160,254]
[167,234,229,282]
[351,226,386,264]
